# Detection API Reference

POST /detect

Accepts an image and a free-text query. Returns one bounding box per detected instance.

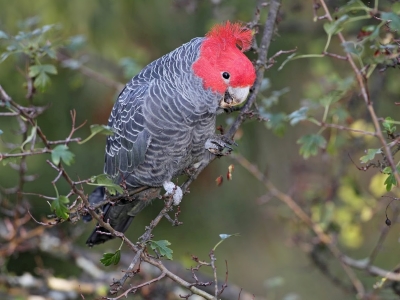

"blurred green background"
[1,0,400,299]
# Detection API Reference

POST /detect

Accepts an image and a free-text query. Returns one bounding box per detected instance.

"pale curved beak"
[219,86,250,108]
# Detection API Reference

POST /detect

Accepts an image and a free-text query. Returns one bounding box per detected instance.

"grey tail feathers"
[84,186,150,246]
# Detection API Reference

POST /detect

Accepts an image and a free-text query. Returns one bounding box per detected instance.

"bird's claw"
[205,135,237,156]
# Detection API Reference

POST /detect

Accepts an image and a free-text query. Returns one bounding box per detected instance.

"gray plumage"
[105,37,219,187]
[86,37,222,245]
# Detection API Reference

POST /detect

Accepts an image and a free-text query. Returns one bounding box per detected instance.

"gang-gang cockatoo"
[85,22,256,246]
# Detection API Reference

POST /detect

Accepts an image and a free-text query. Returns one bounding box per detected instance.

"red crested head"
[192,21,256,103]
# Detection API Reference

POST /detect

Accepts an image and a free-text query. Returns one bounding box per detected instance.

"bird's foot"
[205,135,237,156]
[163,181,183,205]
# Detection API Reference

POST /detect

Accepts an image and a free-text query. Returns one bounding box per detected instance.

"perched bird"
[85,22,256,246]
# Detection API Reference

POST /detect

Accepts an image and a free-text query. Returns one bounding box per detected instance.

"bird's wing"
[104,81,151,182]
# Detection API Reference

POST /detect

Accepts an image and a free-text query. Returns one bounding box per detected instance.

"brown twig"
[319,0,400,187]
[231,152,366,296]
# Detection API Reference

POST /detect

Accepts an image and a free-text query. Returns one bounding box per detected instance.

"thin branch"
[107,272,166,300]
[231,153,366,296]
[319,0,400,186]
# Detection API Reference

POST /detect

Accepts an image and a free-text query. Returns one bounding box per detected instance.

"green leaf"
[29,65,57,90]
[383,167,400,191]
[288,107,309,125]
[67,35,86,51]
[264,112,287,137]
[89,174,123,195]
[381,12,400,32]
[297,134,327,159]
[384,173,396,191]
[0,30,8,39]
[78,124,114,144]
[149,240,173,260]
[28,65,42,77]
[261,87,290,108]
[342,41,364,56]
[61,58,82,70]
[319,90,344,106]
[0,52,12,63]
[51,195,69,219]
[360,148,381,163]
[323,15,349,36]
[1,157,18,166]
[260,78,271,92]
[335,0,369,15]
[100,250,121,266]
[383,117,397,134]
[34,72,51,90]
[51,144,75,166]
[119,57,141,79]
[213,233,240,251]
[41,64,57,75]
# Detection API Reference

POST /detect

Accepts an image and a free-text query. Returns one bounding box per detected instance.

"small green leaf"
[360,148,381,163]
[384,173,396,191]
[213,233,240,250]
[41,64,57,75]
[89,174,123,195]
[79,124,114,144]
[381,12,400,32]
[288,107,309,125]
[0,52,11,63]
[34,72,51,90]
[119,57,141,79]
[261,87,290,108]
[51,195,69,219]
[67,35,86,51]
[264,112,287,137]
[29,65,57,89]
[297,134,327,159]
[0,30,8,39]
[319,90,345,107]
[383,167,400,191]
[323,15,349,35]
[260,78,271,92]
[383,117,396,134]
[51,144,75,166]
[1,157,18,166]
[29,65,42,77]
[149,240,173,260]
[100,250,121,266]
[342,41,364,56]
[334,0,369,15]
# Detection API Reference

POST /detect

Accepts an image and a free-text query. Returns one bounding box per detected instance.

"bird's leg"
[205,135,237,156]
[163,181,183,205]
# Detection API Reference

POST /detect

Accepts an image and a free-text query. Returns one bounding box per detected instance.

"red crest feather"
[206,21,253,51]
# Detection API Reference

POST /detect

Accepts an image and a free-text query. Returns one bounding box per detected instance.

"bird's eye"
[222,72,230,80]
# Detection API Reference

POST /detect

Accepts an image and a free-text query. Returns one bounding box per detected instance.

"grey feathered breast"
[105,37,220,188]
